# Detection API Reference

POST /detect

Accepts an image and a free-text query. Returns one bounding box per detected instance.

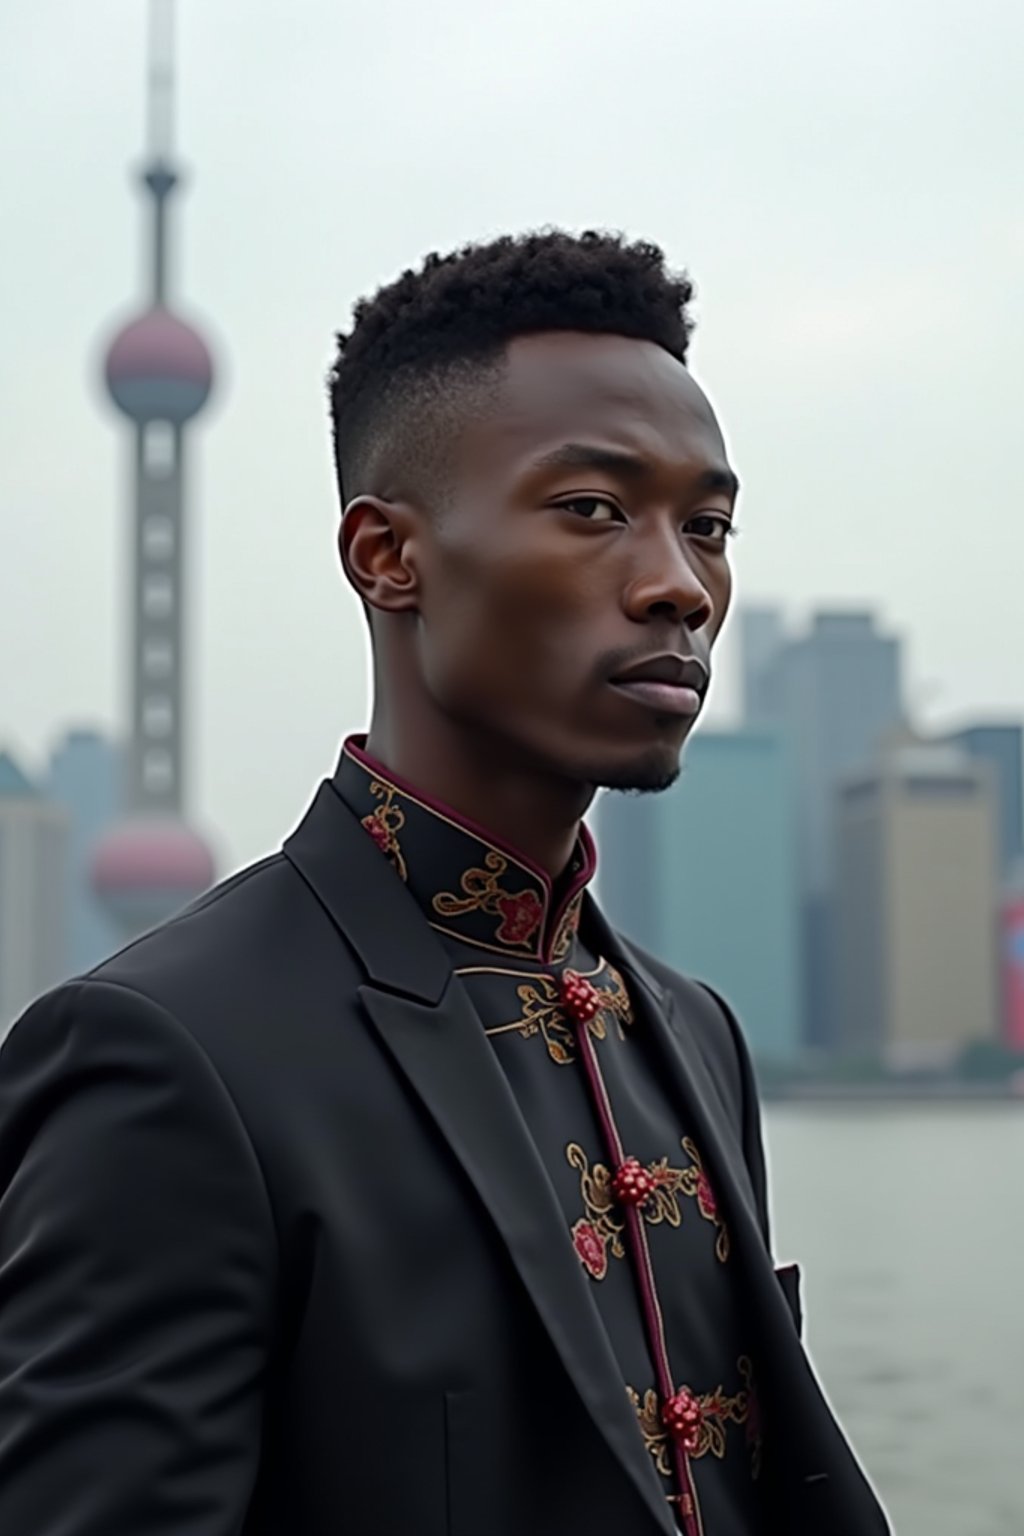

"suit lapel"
[284,783,673,1535]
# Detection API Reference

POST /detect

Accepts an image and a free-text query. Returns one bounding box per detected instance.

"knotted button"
[561,970,601,1024]
[662,1388,703,1455]
[611,1156,657,1207]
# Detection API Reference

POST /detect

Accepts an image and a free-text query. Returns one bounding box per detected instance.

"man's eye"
[557,496,622,523]
[686,513,735,544]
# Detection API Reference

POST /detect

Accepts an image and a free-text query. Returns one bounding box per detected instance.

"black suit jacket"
[0,780,890,1535]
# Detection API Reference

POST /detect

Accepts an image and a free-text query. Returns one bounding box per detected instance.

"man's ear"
[339,496,421,614]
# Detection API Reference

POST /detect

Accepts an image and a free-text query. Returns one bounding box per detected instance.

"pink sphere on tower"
[105,307,214,424]
[91,819,216,935]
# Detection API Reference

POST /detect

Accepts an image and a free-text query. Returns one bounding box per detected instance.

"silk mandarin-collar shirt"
[337,739,769,1536]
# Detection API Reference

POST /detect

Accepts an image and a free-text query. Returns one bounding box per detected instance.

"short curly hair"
[327,228,695,509]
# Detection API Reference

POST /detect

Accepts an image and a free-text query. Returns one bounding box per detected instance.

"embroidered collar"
[335,736,597,964]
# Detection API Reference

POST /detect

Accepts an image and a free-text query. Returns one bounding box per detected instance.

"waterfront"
[765,1105,1024,1536]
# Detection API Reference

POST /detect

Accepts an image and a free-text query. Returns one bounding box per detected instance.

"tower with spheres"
[91,0,217,941]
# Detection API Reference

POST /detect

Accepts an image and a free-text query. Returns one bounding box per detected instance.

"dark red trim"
[574,1021,701,1536]
[546,822,598,962]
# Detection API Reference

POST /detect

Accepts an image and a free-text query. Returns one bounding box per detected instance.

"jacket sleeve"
[0,978,278,1535]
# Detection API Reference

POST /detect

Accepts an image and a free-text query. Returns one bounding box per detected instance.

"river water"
[764,1104,1023,1536]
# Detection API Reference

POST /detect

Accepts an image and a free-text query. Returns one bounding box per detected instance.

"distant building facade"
[47,728,122,973]
[835,738,999,1068]
[0,753,69,1033]
[1003,884,1024,1052]
[947,724,1023,880]
[595,729,803,1065]
[739,607,905,1049]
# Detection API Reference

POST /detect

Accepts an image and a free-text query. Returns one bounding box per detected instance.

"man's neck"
[364,715,592,881]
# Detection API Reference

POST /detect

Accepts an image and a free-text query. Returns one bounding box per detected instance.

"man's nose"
[621,539,713,631]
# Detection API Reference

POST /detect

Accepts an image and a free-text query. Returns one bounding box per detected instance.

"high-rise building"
[835,737,999,1068]
[90,0,217,942]
[739,607,905,1048]
[0,753,69,1034]
[595,729,803,1065]
[1002,879,1024,1052]
[46,729,123,973]
[737,607,786,726]
[588,790,664,964]
[947,724,1023,880]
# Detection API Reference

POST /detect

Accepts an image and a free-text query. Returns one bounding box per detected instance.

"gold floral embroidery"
[433,851,544,949]
[485,963,632,1065]
[627,1358,762,1480]
[513,977,580,1064]
[567,1138,729,1276]
[360,782,408,881]
[681,1137,730,1263]
[598,964,633,1033]
[567,1143,625,1277]
[551,890,584,962]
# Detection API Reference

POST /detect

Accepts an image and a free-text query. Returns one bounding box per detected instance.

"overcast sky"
[2,0,1022,871]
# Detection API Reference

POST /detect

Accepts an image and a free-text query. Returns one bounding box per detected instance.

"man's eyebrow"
[693,466,741,500]
[529,443,740,500]
[528,443,650,479]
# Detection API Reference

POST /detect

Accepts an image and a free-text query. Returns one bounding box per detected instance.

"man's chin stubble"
[590,750,682,796]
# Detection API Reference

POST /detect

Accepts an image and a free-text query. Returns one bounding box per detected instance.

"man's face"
[410,331,738,792]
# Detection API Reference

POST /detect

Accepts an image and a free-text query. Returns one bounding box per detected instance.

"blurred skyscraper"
[46,729,122,973]
[0,753,69,1033]
[835,737,999,1068]
[592,790,663,962]
[737,607,787,727]
[595,729,803,1065]
[739,607,905,1050]
[1002,877,1024,1051]
[946,724,1023,880]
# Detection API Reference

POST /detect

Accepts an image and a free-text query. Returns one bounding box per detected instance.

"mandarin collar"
[335,736,597,964]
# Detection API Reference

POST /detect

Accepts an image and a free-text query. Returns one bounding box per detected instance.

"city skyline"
[4,0,1023,870]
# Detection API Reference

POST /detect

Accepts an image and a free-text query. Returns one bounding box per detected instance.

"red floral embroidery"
[571,1218,608,1280]
[628,1358,762,1481]
[568,1140,731,1270]
[359,783,408,880]
[494,888,544,946]
[566,1145,625,1274]
[696,1170,717,1221]
[361,814,390,852]
[434,851,544,952]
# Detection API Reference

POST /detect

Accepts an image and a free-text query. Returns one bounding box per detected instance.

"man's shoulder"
[2,844,370,1138]
[93,850,313,991]
[69,847,361,1065]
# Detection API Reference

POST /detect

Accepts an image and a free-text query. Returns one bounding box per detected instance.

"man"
[0,230,889,1535]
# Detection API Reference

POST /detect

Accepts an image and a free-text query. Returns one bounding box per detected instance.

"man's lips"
[609,679,704,718]
[607,651,709,718]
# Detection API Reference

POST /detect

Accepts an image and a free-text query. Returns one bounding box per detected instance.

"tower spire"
[142,0,179,305]
[146,0,176,164]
